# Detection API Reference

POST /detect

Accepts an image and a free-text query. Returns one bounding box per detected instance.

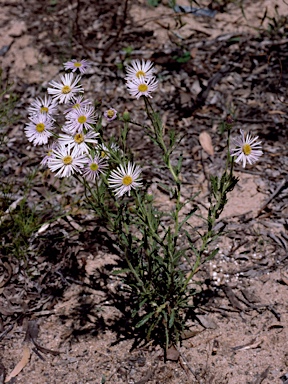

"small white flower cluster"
[24,56,262,198]
[125,59,158,99]
[24,59,143,197]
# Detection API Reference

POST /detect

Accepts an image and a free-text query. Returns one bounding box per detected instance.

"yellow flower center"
[36,123,45,132]
[74,62,82,68]
[62,85,71,94]
[100,150,107,158]
[40,106,49,113]
[122,175,133,186]
[242,144,252,155]
[90,163,99,171]
[73,103,80,109]
[47,150,53,157]
[136,70,145,78]
[107,109,115,118]
[78,115,87,124]
[63,155,73,165]
[74,133,84,144]
[138,84,148,93]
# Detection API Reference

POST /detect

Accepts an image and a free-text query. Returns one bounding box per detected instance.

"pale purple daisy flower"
[63,59,91,74]
[108,162,142,197]
[24,113,54,146]
[48,144,87,178]
[83,155,108,182]
[97,142,119,159]
[104,108,117,122]
[126,76,158,99]
[97,143,110,159]
[27,95,58,117]
[40,142,59,167]
[58,130,99,154]
[48,73,83,104]
[64,105,97,134]
[230,129,263,168]
[64,95,92,115]
[125,59,155,81]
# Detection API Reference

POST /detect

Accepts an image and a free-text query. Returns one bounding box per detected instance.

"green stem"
[124,246,147,294]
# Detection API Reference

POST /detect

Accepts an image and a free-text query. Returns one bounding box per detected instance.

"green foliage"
[172,51,191,63]
[22,59,250,353]
[0,71,61,259]
[0,197,39,259]
[261,5,288,38]
[0,69,18,143]
[78,95,238,352]
[147,0,160,7]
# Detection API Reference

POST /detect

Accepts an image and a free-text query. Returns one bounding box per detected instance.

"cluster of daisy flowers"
[24,57,263,200]
[122,59,263,166]
[24,59,143,197]
[125,59,158,99]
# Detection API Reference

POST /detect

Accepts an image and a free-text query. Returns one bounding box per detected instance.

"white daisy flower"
[125,59,155,81]
[63,59,91,74]
[83,155,108,182]
[48,73,83,104]
[58,130,99,154]
[64,105,97,134]
[126,76,158,99]
[24,113,54,146]
[108,162,142,197]
[27,95,58,117]
[230,129,263,168]
[64,95,92,115]
[48,144,87,178]
[104,108,117,122]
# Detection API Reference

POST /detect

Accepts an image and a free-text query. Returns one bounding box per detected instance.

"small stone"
[8,21,26,37]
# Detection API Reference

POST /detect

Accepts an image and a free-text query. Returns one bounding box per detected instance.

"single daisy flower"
[126,76,158,99]
[83,155,108,182]
[108,162,142,197]
[230,129,263,168]
[24,113,54,146]
[27,95,58,117]
[104,108,117,122]
[48,144,87,178]
[97,142,119,159]
[64,95,92,115]
[125,59,155,81]
[64,105,97,134]
[40,142,59,167]
[48,73,83,104]
[63,59,91,74]
[58,130,99,154]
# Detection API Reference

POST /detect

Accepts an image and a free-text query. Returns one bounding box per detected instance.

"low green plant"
[23,58,263,354]
[260,5,288,38]
[0,71,62,259]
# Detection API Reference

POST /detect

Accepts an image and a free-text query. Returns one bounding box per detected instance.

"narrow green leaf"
[111,268,130,275]
[168,309,175,328]
[135,311,154,328]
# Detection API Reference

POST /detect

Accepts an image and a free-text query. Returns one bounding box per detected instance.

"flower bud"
[122,110,130,122]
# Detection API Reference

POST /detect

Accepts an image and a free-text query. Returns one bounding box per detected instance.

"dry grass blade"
[252,366,270,384]
[25,320,60,357]
[231,338,263,352]
[0,197,24,226]
[4,345,30,383]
